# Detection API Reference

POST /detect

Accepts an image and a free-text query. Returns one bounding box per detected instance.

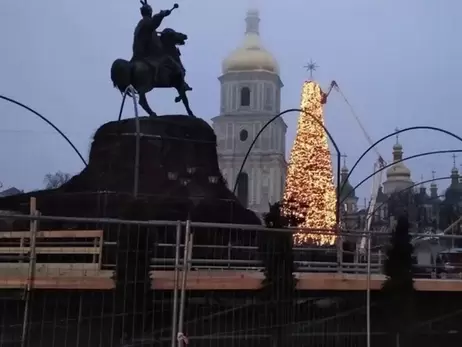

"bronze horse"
[110,28,194,117]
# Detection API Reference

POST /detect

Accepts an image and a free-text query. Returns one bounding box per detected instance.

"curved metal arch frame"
[232,108,342,224]
[341,149,462,206]
[358,168,459,347]
[342,126,462,194]
[339,126,462,347]
[0,95,87,166]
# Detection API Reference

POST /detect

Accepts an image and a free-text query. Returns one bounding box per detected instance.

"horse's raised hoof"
[174,96,181,103]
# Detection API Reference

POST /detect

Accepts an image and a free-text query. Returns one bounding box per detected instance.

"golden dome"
[386,141,411,179]
[386,164,411,179]
[222,9,279,75]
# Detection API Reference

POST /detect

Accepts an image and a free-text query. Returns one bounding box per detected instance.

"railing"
[152,242,385,273]
[1,208,462,289]
[2,209,462,346]
[151,232,462,279]
[0,199,118,290]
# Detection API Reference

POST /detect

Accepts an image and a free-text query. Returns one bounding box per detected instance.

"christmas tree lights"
[283,81,337,245]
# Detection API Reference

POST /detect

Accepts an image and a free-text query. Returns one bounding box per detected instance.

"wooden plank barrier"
[0,229,115,290]
[150,271,462,292]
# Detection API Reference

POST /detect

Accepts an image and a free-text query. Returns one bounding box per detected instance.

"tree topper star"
[304,60,319,79]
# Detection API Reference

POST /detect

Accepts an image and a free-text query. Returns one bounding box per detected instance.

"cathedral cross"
[394,127,400,144]
[341,153,347,167]
[453,153,457,167]
[432,170,436,180]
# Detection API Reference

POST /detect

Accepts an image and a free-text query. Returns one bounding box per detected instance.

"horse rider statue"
[131,1,192,94]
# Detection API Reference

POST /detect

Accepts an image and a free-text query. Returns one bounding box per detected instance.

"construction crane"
[334,85,386,257]
[441,216,462,248]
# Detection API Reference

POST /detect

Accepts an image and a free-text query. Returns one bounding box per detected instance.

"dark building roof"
[376,186,388,203]
[415,186,432,205]
[0,187,23,197]
[444,167,462,204]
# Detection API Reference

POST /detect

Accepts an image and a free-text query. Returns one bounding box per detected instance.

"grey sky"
[1,0,461,205]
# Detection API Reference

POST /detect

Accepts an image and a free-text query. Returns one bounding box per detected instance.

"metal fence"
[1,212,462,347]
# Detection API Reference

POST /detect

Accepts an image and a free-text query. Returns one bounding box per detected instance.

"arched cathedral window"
[240,87,251,106]
[239,129,248,141]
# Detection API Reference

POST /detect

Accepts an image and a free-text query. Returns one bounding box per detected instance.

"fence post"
[366,230,372,347]
[227,241,232,269]
[171,221,182,347]
[178,219,191,347]
[337,227,343,272]
[187,228,194,271]
[21,197,38,347]
[130,85,141,198]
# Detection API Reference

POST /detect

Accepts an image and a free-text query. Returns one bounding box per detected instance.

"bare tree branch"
[43,171,72,189]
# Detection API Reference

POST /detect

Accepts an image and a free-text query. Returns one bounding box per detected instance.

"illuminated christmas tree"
[283,81,337,245]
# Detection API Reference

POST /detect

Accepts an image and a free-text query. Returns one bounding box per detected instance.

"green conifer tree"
[381,215,415,346]
[259,202,297,347]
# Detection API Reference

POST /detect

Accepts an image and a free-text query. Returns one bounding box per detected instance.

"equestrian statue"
[110,0,194,117]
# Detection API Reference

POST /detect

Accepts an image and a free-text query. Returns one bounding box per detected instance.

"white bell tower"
[212,9,287,214]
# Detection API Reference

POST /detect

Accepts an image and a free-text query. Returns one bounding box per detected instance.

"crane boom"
[333,84,387,256]
[335,86,384,162]
[359,160,384,253]
[443,216,462,234]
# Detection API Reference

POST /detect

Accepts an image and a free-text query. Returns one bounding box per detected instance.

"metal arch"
[232,108,342,193]
[0,95,87,166]
[232,107,342,225]
[342,126,462,194]
[354,147,462,347]
[358,170,457,347]
[341,149,462,206]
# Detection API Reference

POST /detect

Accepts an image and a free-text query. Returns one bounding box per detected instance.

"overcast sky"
[1,0,462,205]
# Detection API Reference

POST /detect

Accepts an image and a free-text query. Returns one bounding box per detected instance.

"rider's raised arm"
[150,9,171,29]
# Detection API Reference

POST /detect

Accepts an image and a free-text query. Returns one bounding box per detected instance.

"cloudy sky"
[1,0,462,204]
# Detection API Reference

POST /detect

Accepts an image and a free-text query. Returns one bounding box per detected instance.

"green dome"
[339,167,356,200]
[339,180,355,200]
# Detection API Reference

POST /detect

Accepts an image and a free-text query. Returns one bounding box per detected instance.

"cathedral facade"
[341,137,461,233]
[212,9,287,214]
[211,10,462,228]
